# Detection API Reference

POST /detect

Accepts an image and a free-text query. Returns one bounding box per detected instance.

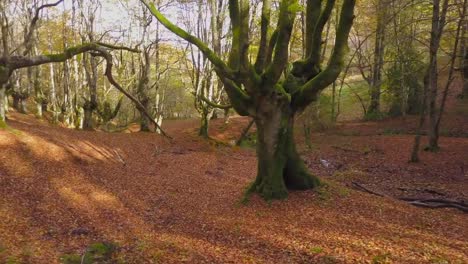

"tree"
[459,0,468,98]
[367,0,388,116]
[410,0,449,161]
[181,0,230,138]
[142,0,356,199]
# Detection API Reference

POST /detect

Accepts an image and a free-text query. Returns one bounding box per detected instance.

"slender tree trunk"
[0,84,5,125]
[49,63,58,123]
[368,0,386,115]
[82,55,98,130]
[138,50,152,132]
[62,59,73,126]
[412,0,448,158]
[331,81,336,121]
[199,109,210,138]
[427,0,449,151]
[83,103,93,130]
[33,45,43,119]
[223,108,230,124]
[462,13,468,98]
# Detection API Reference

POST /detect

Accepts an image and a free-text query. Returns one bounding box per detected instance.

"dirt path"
[0,113,467,263]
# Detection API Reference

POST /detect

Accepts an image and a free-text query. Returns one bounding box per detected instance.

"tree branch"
[92,48,172,139]
[23,0,64,56]
[293,0,356,108]
[254,0,272,73]
[199,94,232,110]
[264,0,298,86]
[3,43,139,70]
[308,0,336,68]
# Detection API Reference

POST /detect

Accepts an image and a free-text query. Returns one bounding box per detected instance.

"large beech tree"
[157,0,356,199]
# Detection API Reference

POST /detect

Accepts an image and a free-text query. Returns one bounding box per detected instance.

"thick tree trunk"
[249,106,320,200]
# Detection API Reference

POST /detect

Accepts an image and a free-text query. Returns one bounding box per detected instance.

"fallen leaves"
[0,113,467,263]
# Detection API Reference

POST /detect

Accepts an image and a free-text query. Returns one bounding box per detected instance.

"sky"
[51,0,187,45]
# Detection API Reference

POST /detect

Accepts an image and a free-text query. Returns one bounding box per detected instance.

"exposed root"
[351,181,468,213]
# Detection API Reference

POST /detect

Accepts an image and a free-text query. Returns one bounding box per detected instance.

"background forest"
[0,0,465,138]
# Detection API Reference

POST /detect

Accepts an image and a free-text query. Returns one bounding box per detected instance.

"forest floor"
[1,98,467,263]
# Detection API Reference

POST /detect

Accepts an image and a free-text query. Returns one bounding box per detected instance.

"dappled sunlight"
[0,153,34,179]
[1,112,467,262]
[17,133,67,161]
[0,200,63,262]
[1,126,127,165]
[50,173,162,242]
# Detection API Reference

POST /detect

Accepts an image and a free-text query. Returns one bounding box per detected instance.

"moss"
[371,253,391,264]
[364,110,387,121]
[5,256,20,264]
[60,242,117,264]
[309,246,323,254]
[0,66,10,83]
[0,119,7,129]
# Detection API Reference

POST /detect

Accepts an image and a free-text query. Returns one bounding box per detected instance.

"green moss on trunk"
[199,112,209,138]
[248,108,320,200]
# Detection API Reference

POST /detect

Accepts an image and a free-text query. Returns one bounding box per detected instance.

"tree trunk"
[462,18,468,97]
[368,0,386,115]
[49,63,59,123]
[139,97,151,132]
[0,84,6,126]
[139,112,151,131]
[199,108,213,138]
[199,110,210,138]
[223,108,230,124]
[426,0,449,151]
[248,104,320,200]
[83,102,94,130]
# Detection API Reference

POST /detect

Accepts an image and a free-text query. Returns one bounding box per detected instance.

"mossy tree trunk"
[139,98,152,132]
[199,108,211,138]
[250,96,319,199]
[137,49,153,132]
[144,0,356,199]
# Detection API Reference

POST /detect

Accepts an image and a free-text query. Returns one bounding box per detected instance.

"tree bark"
[199,108,211,138]
[0,84,5,125]
[368,0,386,115]
[248,100,320,200]
[427,0,449,151]
[461,11,468,98]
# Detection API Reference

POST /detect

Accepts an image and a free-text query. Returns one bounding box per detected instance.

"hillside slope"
[0,113,467,263]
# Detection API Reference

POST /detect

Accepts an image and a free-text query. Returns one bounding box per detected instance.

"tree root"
[351,181,468,213]
[399,198,468,213]
[351,182,385,197]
